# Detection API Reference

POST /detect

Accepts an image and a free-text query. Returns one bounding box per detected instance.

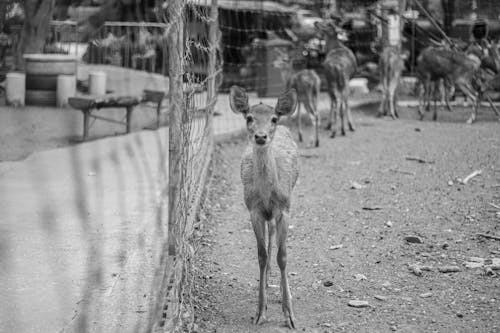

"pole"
[207,0,218,115]
[168,0,184,257]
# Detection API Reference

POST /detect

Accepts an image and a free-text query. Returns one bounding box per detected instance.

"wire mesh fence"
[1,0,219,332]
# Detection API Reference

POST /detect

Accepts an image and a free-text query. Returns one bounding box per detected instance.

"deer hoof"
[253,313,267,325]
[315,139,319,147]
[330,131,336,138]
[341,129,346,136]
[324,123,332,130]
[348,124,355,132]
[465,117,474,125]
[298,133,303,142]
[283,309,296,329]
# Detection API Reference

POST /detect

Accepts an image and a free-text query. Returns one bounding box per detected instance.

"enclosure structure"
[0,1,220,332]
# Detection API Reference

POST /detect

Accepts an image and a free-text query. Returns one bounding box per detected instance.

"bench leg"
[156,100,163,129]
[83,109,90,140]
[126,106,133,133]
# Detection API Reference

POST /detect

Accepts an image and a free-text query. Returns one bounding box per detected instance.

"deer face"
[229,86,297,147]
[273,49,292,70]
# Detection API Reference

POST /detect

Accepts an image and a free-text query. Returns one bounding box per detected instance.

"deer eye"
[271,116,278,124]
[246,115,253,123]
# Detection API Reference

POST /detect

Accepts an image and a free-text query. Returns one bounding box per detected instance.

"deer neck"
[279,66,295,87]
[325,37,342,52]
[252,145,278,193]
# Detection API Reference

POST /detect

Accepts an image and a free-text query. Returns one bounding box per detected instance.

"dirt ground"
[190,102,500,333]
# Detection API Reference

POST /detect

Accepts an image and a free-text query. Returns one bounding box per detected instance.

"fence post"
[207,0,218,119]
[168,0,185,257]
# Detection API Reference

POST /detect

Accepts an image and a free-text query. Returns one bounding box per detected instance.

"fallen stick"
[488,202,500,210]
[389,168,416,176]
[460,169,482,184]
[406,156,435,164]
[477,233,500,241]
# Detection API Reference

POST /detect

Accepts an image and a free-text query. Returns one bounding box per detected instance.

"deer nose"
[254,133,267,145]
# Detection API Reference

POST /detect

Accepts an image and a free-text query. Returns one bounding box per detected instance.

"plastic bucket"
[57,75,76,108]
[6,72,26,107]
[89,71,106,95]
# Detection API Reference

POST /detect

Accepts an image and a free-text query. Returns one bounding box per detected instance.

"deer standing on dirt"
[378,46,406,119]
[416,46,481,123]
[273,49,321,147]
[229,86,298,329]
[315,19,357,138]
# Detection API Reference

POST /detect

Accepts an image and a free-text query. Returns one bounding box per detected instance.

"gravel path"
[191,102,500,333]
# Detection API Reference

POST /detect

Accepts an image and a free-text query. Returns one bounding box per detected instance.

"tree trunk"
[16,0,55,70]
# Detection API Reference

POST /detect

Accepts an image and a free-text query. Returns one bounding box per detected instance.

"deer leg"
[433,82,438,121]
[330,91,339,138]
[378,88,386,117]
[276,211,295,329]
[340,94,346,136]
[266,219,275,288]
[393,87,400,118]
[304,102,319,148]
[325,91,334,130]
[297,103,303,142]
[346,98,355,132]
[388,84,397,119]
[251,212,268,325]
[445,83,454,112]
[457,82,478,124]
[424,83,430,112]
[418,83,425,120]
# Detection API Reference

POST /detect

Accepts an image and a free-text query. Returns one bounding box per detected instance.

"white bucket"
[89,71,106,95]
[57,74,76,108]
[6,72,26,107]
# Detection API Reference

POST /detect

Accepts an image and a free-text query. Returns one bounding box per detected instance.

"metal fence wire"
[0,1,219,332]
[157,0,220,331]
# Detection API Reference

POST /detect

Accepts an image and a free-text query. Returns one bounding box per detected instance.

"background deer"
[378,45,406,119]
[315,19,357,138]
[229,86,298,329]
[416,45,481,123]
[273,49,321,147]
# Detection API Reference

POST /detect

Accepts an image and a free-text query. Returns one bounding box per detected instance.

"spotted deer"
[416,46,481,123]
[229,86,298,329]
[378,46,406,119]
[315,19,357,138]
[273,49,321,147]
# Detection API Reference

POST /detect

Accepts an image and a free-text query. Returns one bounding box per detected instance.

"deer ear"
[275,89,297,117]
[229,85,249,114]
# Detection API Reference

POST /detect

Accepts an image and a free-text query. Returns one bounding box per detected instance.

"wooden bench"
[68,84,206,140]
[68,90,165,140]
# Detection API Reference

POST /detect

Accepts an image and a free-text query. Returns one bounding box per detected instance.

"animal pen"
[1,0,220,331]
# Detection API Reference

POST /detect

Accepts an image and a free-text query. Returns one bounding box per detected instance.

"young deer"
[378,46,406,119]
[315,19,357,138]
[273,49,321,147]
[229,86,299,329]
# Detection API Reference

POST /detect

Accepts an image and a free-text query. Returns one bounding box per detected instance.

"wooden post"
[168,0,184,257]
[126,106,133,133]
[83,109,90,140]
[156,99,163,129]
[207,0,218,120]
